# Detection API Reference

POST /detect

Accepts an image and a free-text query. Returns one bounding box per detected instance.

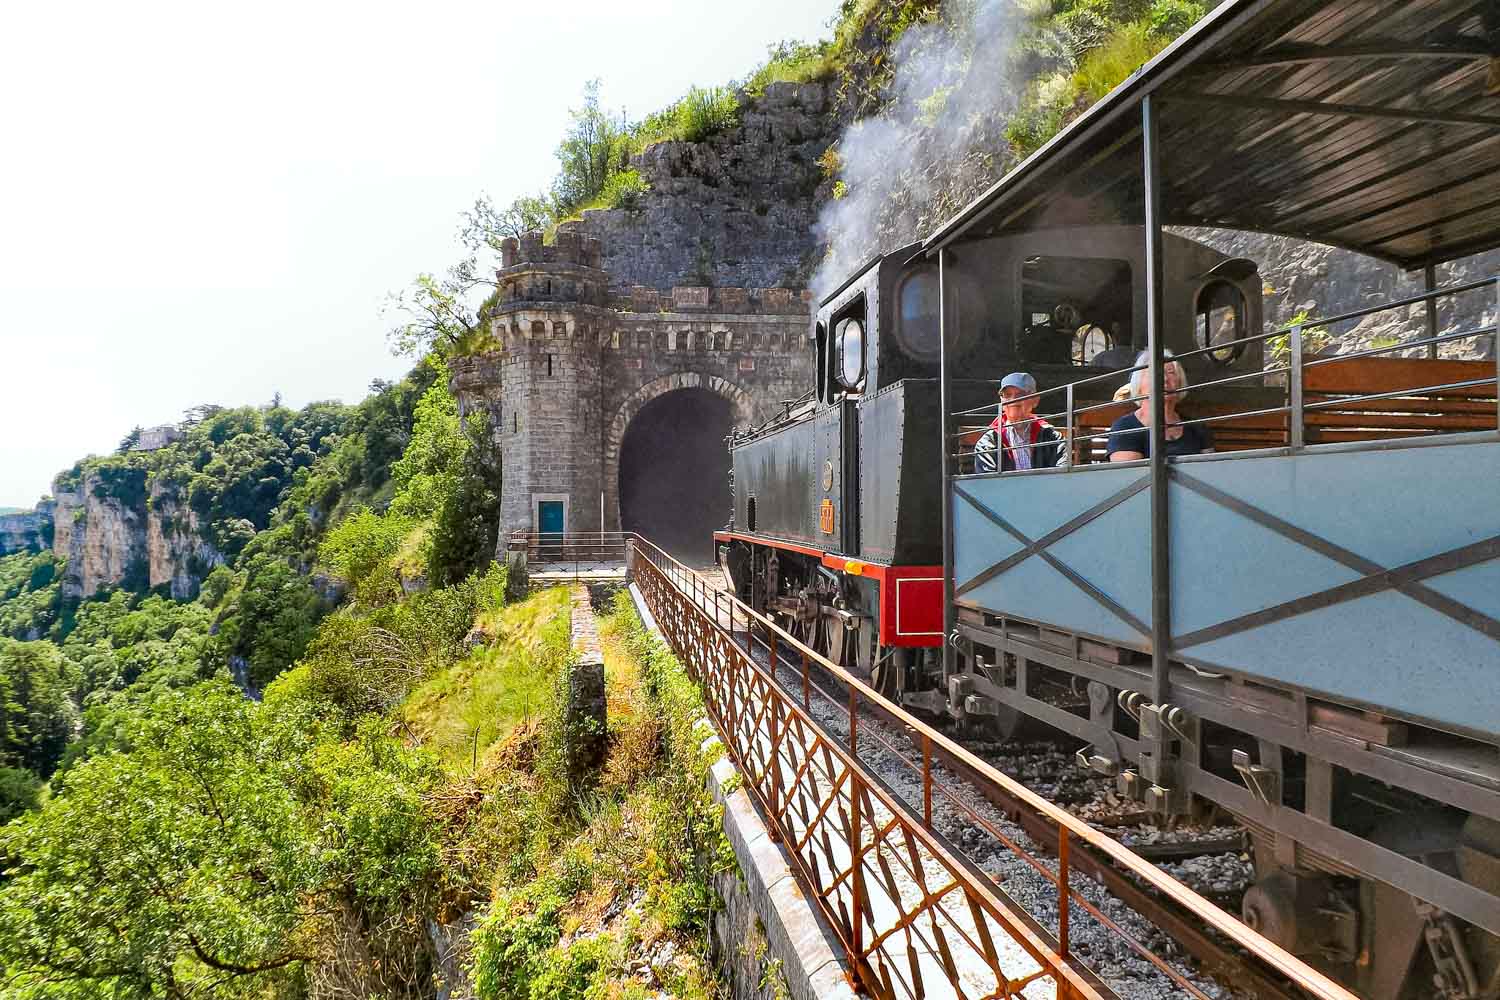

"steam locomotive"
[716,226,1265,702]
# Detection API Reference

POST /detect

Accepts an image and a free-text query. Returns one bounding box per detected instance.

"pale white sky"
[0,0,838,506]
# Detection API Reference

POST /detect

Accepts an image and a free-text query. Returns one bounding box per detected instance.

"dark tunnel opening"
[618,387,733,566]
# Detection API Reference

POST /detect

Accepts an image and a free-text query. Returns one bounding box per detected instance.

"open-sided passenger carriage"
[719,1,1500,996]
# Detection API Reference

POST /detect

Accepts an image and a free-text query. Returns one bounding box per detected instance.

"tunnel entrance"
[618,387,733,566]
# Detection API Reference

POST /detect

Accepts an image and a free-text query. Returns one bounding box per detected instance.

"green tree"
[220,553,322,689]
[0,685,318,998]
[0,681,446,999]
[551,79,627,214]
[428,410,502,587]
[0,639,78,777]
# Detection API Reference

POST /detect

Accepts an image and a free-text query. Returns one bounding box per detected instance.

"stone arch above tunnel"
[602,372,759,543]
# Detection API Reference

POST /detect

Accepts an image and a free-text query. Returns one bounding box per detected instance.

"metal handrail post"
[1059,827,1072,960]
[1142,95,1173,712]
[1064,382,1075,468]
[938,247,956,681]
[1426,265,1439,359]
[1289,324,1306,450]
[922,733,933,828]
[849,769,865,963]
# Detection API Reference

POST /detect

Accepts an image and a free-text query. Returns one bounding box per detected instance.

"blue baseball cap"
[999,372,1037,395]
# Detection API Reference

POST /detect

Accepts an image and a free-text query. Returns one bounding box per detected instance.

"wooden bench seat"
[1303,355,1498,443]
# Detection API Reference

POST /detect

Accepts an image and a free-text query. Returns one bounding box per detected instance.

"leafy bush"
[1072,19,1170,102]
[599,168,647,210]
[0,764,41,822]
[318,507,418,606]
[1148,0,1206,36]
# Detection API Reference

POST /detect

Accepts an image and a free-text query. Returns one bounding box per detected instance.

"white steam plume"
[811,0,1035,299]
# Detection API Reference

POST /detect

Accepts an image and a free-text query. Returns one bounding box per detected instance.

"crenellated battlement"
[493,226,811,319]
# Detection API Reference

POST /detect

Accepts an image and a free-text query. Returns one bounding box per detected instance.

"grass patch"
[401,587,571,772]
[466,590,730,1000]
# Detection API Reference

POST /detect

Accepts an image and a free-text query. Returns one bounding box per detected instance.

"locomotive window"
[814,322,828,402]
[1072,324,1112,365]
[896,269,942,363]
[1196,280,1247,365]
[1019,256,1132,366]
[837,318,865,391]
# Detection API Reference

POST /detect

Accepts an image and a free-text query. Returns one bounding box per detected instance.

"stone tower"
[488,228,610,534]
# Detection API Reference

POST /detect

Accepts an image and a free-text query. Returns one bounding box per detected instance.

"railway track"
[626,544,1351,1000]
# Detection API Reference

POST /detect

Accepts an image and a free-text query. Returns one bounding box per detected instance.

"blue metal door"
[538,501,564,556]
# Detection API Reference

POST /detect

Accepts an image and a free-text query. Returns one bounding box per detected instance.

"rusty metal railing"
[627,533,1357,1000]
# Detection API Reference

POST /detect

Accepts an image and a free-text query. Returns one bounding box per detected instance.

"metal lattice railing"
[632,538,1102,1000]
[626,533,1358,1000]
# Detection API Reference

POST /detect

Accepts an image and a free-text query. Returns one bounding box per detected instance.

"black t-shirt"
[1106,412,1213,459]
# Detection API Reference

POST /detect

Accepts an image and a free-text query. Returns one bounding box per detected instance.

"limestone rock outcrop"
[144,486,225,600]
[49,474,223,600]
[51,478,146,599]
[575,82,838,291]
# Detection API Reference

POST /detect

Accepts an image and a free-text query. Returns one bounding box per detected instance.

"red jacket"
[976,414,1064,472]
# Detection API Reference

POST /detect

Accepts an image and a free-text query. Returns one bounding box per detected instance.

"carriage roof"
[923,0,1500,270]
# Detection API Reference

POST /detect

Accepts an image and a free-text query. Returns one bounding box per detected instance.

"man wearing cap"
[974,372,1066,473]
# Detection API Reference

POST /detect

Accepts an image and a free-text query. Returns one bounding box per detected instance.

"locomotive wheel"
[822,616,849,667]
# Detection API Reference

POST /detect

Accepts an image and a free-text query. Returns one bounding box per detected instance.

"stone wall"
[1186,230,1499,358]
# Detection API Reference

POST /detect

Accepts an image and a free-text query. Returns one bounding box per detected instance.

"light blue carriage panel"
[1170,439,1500,738]
[952,467,1152,647]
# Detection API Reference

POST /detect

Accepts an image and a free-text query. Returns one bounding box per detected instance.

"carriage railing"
[628,533,1357,1000]
[948,273,1499,472]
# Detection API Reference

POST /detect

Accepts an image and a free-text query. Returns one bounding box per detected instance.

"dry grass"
[400,587,570,773]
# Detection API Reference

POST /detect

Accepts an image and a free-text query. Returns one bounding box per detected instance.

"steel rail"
[629,533,1358,1000]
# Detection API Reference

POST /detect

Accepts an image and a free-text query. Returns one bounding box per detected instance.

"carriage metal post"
[1425,265,1438,358]
[939,247,956,678]
[1142,95,1172,710]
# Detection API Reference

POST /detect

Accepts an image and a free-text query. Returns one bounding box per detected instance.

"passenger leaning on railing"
[975,372,1067,473]
[1108,349,1215,461]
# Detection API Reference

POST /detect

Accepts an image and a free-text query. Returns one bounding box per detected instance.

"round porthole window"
[838,318,865,390]
[1072,324,1111,365]
[1196,280,1248,365]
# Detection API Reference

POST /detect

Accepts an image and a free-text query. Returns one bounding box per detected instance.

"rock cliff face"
[575,81,839,291]
[49,475,223,600]
[0,507,51,558]
[51,479,146,599]
[145,486,225,600]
